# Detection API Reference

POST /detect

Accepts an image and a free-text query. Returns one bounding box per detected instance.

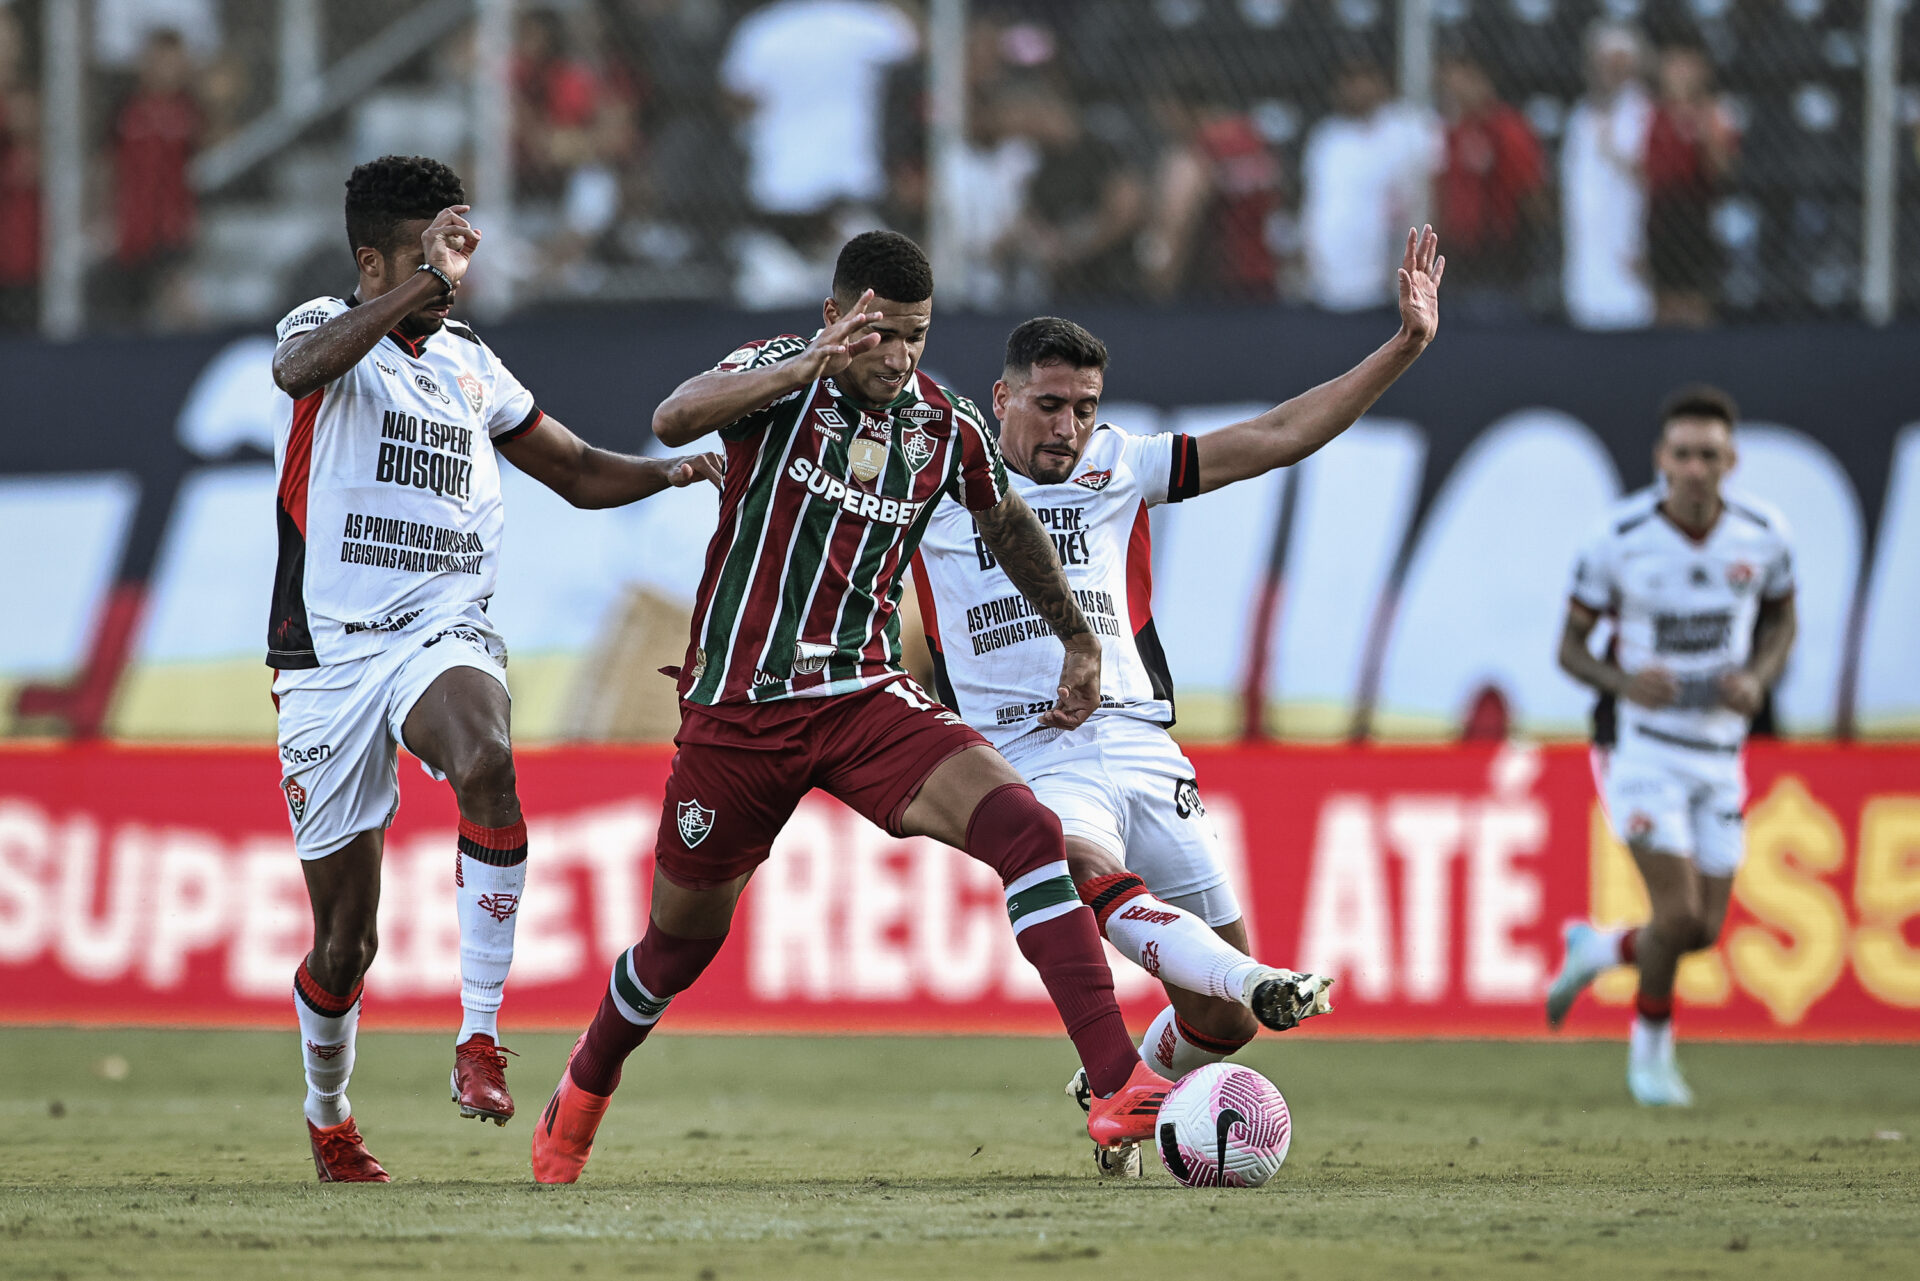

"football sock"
[568,924,727,1096]
[1634,991,1673,1025]
[1139,1003,1253,1077]
[1079,871,1260,1002]
[455,817,527,1044]
[969,783,1138,1098]
[1617,928,1638,966]
[294,959,361,1128]
[1629,1007,1675,1065]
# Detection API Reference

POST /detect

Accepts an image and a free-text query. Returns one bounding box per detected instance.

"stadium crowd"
[0,0,1887,332]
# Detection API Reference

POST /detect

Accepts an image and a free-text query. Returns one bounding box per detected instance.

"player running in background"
[1547,385,1796,1106]
[532,231,1176,1184]
[914,227,1444,1175]
[270,155,720,1181]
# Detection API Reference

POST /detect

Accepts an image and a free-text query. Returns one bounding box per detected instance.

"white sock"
[1089,877,1258,1001]
[1577,923,1628,972]
[455,821,528,1044]
[1138,1003,1241,1077]
[294,965,360,1128]
[1629,1014,1674,1066]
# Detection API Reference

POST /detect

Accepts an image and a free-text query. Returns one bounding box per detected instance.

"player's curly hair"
[344,155,466,259]
[1659,383,1739,434]
[832,231,933,304]
[1003,317,1109,381]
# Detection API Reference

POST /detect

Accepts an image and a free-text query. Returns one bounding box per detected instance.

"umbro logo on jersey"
[677,799,716,848]
[1073,468,1114,492]
[815,408,847,441]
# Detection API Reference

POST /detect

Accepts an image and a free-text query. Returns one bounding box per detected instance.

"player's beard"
[398,304,450,338]
[1028,446,1077,484]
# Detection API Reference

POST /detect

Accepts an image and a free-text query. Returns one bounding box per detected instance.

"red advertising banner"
[1,742,1916,1040]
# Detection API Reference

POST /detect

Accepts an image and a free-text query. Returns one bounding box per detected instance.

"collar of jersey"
[344,291,432,359]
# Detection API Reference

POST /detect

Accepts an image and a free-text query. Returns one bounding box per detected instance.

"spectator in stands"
[100,28,202,330]
[513,8,638,290]
[1001,83,1147,302]
[1561,21,1655,331]
[720,0,918,225]
[1646,46,1738,328]
[92,0,220,71]
[1436,48,1545,317]
[1300,57,1442,312]
[1141,77,1282,302]
[0,7,39,330]
[939,84,1041,308]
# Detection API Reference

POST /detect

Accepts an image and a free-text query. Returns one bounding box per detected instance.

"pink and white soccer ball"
[1154,1062,1291,1188]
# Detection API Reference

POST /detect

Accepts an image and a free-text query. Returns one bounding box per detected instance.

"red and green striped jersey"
[677,334,1009,706]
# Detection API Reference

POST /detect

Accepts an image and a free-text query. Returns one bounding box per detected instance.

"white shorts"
[273,606,510,859]
[1003,715,1239,926]
[1595,745,1746,879]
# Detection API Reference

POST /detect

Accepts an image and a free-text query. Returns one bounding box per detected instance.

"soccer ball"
[1154,1062,1291,1187]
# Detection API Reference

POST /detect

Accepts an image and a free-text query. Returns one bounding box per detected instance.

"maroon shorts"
[654,675,989,889]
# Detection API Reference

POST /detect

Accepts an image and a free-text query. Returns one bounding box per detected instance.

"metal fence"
[2,0,1911,336]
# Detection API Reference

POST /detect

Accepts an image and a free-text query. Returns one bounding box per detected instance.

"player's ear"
[356,244,385,284]
[822,295,842,328]
[992,379,1011,422]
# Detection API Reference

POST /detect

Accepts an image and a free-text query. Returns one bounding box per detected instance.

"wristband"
[416,263,457,298]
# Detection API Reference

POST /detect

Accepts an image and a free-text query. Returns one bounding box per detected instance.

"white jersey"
[913,422,1201,748]
[1570,486,1794,756]
[267,296,542,669]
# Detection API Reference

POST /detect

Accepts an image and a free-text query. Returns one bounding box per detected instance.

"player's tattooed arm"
[498,414,723,508]
[1557,601,1678,709]
[273,206,479,400]
[1721,593,1796,716]
[975,490,1101,730]
[1195,226,1444,494]
[651,291,885,447]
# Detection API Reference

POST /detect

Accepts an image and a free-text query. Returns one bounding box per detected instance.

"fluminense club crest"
[901,425,935,474]
[677,799,716,848]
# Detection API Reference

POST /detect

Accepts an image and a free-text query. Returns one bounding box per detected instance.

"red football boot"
[452,1034,516,1125]
[531,1035,612,1185]
[1086,1061,1173,1149]
[308,1117,390,1183]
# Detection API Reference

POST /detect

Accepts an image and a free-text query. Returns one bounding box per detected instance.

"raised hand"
[1718,669,1764,717]
[1623,665,1680,710]
[422,205,482,286]
[668,452,726,489]
[1397,224,1444,346]
[791,289,883,382]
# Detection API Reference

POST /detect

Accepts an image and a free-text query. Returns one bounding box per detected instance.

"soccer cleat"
[1627,1059,1695,1108]
[308,1116,390,1183]
[531,1035,612,1184]
[1086,1061,1174,1149]
[1546,921,1611,1029]
[452,1034,517,1124]
[1065,1068,1142,1178]
[1242,967,1335,1032]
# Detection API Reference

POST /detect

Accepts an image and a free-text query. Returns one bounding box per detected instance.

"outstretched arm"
[974,489,1100,731]
[1196,226,1444,494]
[651,291,885,447]
[499,414,723,509]
[273,206,479,400]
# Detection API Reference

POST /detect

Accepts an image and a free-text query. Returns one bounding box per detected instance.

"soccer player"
[531,231,1176,1184]
[270,155,721,1181]
[914,228,1444,1174]
[1546,385,1796,1106]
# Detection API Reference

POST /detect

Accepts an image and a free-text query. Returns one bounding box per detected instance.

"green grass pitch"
[2,1029,1915,1279]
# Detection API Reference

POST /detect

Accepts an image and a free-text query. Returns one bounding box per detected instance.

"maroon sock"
[1618,928,1639,966]
[966,783,1138,1098]
[1635,991,1673,1024]
[1175,1013,1254,1058]
[568,924,727,1096]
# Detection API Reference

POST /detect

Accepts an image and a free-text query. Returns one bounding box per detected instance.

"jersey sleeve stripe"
[1168,434,1201,503]
[493,405,543,443]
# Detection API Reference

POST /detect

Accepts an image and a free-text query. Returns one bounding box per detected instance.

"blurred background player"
[532,231,1174,1185]
[913,225,1444,1175]
[1547,385,1797,1105]
[270,154,720,1181]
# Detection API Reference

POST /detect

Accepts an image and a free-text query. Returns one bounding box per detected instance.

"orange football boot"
[1085,1061,1173,1149]
[531,1035,612,1185]
[452,1034,516,1124]
[308,1117,390,1182]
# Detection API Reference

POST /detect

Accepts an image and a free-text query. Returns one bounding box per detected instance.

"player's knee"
[449,736,516,806]
[1180,998,1258,1048]
[965,783,1063,884]
[1657,907,1709,951]
[1689,913,1725,952]
[315,925,378,987]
